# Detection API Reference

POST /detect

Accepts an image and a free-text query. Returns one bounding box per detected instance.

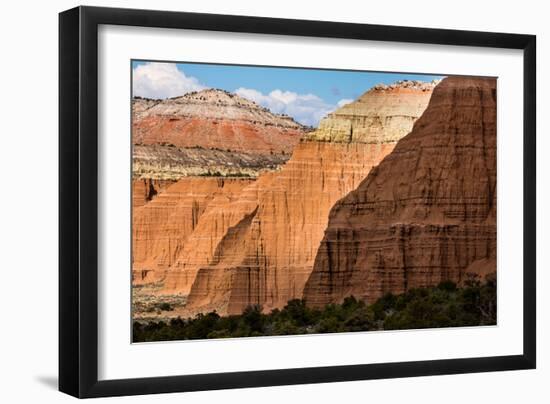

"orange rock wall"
[186,141,397,314]
[160,177,266,295]
[132,178,175,208]
[161,82,436,315]
[132,177,253,285]
[303,77,497,307]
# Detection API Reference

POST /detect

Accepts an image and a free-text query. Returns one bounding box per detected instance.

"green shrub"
[132,279,496,342]
[158,302,173,311]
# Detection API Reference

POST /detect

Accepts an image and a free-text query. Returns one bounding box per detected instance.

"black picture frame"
[59,5,536,398]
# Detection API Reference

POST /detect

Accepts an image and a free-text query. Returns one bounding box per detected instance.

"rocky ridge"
[307,80,439,144]
[133,89,306,156]
[131,89,307,284]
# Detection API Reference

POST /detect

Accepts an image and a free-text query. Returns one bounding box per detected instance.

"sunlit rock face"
[131,88,306,286]
[175,81,436,315]
[132,177,254,286]
[133,89,305,156]
[132,178,175,209]
[306,80,439,143]
[303,77,497,307]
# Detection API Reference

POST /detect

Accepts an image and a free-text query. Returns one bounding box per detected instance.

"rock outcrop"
[184,142,396,314]
[132,178,176,208]
[132,89,306,286]
[160,178,265,295]
[133,144,288,180]
[307,80,439,143]
[303,77,497,307]
[132,177,253,285]
[133,89,305,155]
[166,81,436,315]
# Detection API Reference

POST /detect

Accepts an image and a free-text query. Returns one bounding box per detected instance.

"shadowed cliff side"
[178,81,438,315]
[303,77,497,307]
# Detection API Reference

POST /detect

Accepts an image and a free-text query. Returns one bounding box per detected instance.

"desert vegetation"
[133,278,496,342]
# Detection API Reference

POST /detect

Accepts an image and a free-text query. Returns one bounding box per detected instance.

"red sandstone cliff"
[132,178,175,208]
[133,89,304,156]
[132,177,253,285]
[303,77,497,307]
[132,89,306,286]
[169,81,437,315]
[160,177,265,295]
[184,142,396,314]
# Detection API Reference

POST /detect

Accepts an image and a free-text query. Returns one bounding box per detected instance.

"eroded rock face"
[133,144,288,180]
[172,81,436,315]
[132,89,305,286]
[132,178,176,208]
[303,77,497,307]
[160,177,266,295]
[185,141,396,314]
[133,89,305,156]
[132,177,253,285]
[307,80,439,143]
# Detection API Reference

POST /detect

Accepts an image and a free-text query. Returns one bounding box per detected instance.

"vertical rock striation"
[132,178,176,208]
[303,77,497,307]
[132,89,306,286]
[132,177,253,285]
[176,81,437,315]
[160,177,265,295]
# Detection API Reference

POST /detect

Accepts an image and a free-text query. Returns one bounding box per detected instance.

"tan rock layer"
[303,77,497,307]
[307,80,438,143]
[133,144,289,180]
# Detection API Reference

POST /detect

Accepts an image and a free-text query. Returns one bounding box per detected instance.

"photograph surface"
[131,61,497,342]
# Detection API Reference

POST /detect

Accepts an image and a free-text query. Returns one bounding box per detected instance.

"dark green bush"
[132,279,496,342]
[158,302,173,311]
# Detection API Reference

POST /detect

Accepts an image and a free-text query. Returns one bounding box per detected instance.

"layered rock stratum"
[133,144,288,180]
[303,77,497,307]
[162,81,437,315]
[133,89,305,155]
[307,80,440,143]
[131,88,305,285]
[132,177,254,285]
[132,89,306,185]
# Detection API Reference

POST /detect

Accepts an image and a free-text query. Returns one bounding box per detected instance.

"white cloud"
[133,62,207,99]
[131,63,355,126]
[235,87,352,127]
[337,98,354,108]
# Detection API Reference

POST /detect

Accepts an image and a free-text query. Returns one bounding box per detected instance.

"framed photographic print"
[59,6,536,398]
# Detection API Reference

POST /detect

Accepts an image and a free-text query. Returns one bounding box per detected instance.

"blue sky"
[132,60,442,126]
